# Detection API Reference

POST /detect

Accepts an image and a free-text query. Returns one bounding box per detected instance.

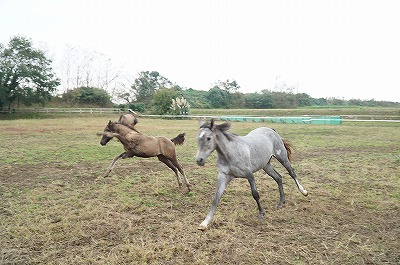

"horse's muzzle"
[100,135,112,146]
[196,157,205,166]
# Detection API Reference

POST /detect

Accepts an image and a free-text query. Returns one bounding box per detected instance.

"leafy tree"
[260,90,297,109]
[0,36,60,112]
[131,71,172,103]
[181,88,209,108]
[62,86,112,106]
[152,87,180,114]
[214,79,240,93]
[206,86,230,108]
[295,93,312,107]
[348,99,364,106]
[244,92,273,108]
[327,97,345,106]
[230,91,245,108]
[128,102,146,112]
[208,79,242,108]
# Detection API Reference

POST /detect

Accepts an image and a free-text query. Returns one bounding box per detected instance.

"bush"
[128,103,146,112]
[170,97,190,115]
[62,87,112,107]
[151,88,180,115]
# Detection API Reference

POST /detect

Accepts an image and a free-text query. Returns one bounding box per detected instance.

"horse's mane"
[199,121,213,130]
[115,122,141,133]
[200,120,231,131]
[215,122,231,132]
[200,120,236,141]
[219,127,237,141]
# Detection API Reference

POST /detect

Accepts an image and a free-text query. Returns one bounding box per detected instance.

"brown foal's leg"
[104,152,126,177]
[157,154,183,188]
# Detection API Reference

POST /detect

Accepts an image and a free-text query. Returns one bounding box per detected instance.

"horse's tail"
[171,133,185,145]
[283,139,293,162]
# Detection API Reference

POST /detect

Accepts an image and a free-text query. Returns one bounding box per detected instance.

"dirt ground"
[1,117,399,264]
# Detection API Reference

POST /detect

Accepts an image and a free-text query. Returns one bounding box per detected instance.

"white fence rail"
[3,108,123,114]
[2,108,399,123]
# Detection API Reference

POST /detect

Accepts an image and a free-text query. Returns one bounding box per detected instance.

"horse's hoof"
[197,224,207,231]
[198,220,208,230]
[276,201,286,209]
[298,185,308,196]
[258,213,265,221]
[104,170,112,178]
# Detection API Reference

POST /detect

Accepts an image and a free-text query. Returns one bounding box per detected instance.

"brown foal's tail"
[171,133,185,145]
[283,139,293,162]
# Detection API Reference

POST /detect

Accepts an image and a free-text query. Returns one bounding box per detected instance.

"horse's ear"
[108,120,112,125]
[210,118,215,129]
[217,122,231,131]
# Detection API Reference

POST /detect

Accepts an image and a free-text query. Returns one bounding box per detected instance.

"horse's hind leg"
[170,158,191,192]
[246,172,265,220]
[276,155,308,196]
[105,152,126,177]
[263,164,286,209]
[163,151,191,192]
[157,155,183,189]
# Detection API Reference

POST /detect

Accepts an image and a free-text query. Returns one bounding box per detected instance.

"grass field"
[1,111,399,264]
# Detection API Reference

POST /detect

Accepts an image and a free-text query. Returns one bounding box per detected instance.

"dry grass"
[0,114,399,264]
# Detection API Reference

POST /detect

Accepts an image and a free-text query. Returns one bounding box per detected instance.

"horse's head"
[195,119,218,166]
[100,120,116,146]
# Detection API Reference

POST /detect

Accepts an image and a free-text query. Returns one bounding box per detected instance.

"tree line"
[1,36,398,114]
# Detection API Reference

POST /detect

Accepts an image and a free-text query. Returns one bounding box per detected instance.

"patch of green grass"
[389,192,400,199]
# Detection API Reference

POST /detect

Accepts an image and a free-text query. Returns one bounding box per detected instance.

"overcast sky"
[1,0,399,101]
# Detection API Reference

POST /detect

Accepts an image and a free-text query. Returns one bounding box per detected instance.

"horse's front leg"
[198,173,233,231]
[104,152,126,177]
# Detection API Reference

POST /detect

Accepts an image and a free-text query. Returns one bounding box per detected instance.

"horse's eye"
[207,137,211,141]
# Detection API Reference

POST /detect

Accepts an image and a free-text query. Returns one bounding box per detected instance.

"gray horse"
[195,119,308,230]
